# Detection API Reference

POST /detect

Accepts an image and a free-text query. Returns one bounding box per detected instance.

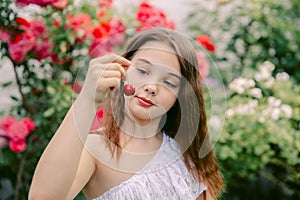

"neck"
[119,113,164,140]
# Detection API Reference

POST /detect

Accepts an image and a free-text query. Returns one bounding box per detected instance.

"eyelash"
[136,68,177,88]
[137,68,149,75]
[164,81,176,88]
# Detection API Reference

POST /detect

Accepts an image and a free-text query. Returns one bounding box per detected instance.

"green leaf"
[43,108,55,118]
[1,81,13,88]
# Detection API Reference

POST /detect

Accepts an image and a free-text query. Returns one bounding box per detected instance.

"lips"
[136,96,155,107]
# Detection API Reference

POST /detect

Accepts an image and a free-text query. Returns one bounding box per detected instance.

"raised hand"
[79,54,131,106]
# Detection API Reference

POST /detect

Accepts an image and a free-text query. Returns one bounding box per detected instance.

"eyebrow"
[135,58,181,80]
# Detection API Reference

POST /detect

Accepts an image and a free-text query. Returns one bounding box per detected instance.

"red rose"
[16,17,30,28]
[9,139,26,152]
[196,35,215,53]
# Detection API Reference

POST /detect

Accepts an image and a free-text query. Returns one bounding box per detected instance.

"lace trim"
[93,133,206,200]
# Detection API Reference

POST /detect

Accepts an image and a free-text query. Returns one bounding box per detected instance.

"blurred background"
[0,0,299,199]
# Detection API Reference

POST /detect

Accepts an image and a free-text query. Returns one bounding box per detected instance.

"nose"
[144,84,158,95]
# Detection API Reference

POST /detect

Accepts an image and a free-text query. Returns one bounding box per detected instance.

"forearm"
[29,96,95,199]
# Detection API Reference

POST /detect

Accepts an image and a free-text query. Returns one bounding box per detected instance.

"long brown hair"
[102,28,224,199]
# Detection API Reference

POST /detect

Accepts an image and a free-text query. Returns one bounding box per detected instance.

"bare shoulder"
[84,130,114,164]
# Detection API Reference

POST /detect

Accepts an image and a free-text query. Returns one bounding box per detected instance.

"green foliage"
[187,0,300,198]
[214,62,300,198]
[186,0,300,83]
[0,1,98,199]
[0,0,176,199]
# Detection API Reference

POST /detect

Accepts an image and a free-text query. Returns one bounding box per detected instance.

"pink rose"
[106,18,126,46]
[89,39,112,58]
[0,116,16,132]
[98,0,113,8]
[21,118,35,132]
[52,0,68,9]
[30,20,47,38]
[16,0,63,8]
[8,31,35,63]
[9,139,26,152]
[33,38,53,60]
[0,29,11,42]
[7,121,30,140]
[196,50,210,80]
[67,13,92,42]
[136,1,175,31]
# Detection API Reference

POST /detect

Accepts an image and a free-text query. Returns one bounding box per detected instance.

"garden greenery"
[0,0,178,199]
[186,0,300,198]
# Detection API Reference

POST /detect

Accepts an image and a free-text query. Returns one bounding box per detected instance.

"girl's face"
[124,41,181,125]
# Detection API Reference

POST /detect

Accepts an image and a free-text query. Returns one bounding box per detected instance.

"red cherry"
[123,84,135,96]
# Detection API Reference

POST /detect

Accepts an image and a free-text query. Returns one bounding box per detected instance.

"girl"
[29,28,224,199]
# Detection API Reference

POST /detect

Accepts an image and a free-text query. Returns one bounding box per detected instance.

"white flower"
[281,104,293,118]
[246,79,255,88]
[209,115,223,132]
[226,109,235,117]
[61,70,72,82]
[262,61,275,72]
[229,77,255,94]
[255,61,275,82]
[264,77,275,88]
[250,88,263,99]
[254,70,270,81]
[258,116,265,123]
[268,97,281,107]
[248,99,258,108]
[275,72,289,81]
[273,99,282,107]
[271,108,281,120]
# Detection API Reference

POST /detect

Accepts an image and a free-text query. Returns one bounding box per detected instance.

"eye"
[163,80,176,88]
[136,68,149,76]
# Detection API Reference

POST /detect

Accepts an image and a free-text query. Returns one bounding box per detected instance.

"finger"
[112,56,131,68]
[102,70,122,79]
[90,54,131,67]
[105,63,126,77]
[98,78,121,90]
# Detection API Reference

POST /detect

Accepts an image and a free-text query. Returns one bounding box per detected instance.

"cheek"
[159,90,177,110]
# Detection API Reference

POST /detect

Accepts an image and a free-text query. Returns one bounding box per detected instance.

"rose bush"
[185,0,300,199]
[0,0,213,199]
[0,0,177,199]
[0,116,35,152]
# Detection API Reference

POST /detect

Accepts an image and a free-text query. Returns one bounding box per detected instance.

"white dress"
[93,133,207,200]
